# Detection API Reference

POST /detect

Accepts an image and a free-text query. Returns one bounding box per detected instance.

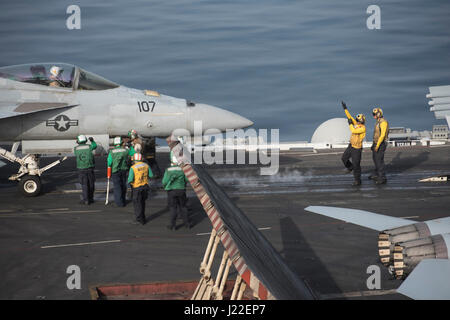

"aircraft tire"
[19,175,41,197]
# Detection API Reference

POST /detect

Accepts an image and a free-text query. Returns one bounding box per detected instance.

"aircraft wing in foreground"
[304,206,450,300]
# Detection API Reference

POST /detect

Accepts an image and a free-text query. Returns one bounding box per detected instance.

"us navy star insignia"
[46,115,78,132]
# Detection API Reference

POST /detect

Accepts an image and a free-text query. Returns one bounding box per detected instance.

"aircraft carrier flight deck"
[0,144,449,300]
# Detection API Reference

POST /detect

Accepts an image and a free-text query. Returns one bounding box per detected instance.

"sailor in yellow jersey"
[370,107,389,184]
[128,153,153,225]
[341,101,366,186]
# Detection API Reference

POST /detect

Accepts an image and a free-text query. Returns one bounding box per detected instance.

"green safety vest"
[162,165,189,191]
[74,141,97,169]
[107,146,129,173]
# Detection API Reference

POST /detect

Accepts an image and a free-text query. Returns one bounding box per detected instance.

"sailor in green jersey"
[162,151,192,230]
[74,134,97,205]
[107,137,133,207]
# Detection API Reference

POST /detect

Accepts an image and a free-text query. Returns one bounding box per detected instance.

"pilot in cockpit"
[49,66,64,87]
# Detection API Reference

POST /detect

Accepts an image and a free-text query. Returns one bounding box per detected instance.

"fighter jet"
[305,206,450,299]
[0,62,253,196]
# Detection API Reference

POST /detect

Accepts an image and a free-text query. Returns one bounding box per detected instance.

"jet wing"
[304,206,416,231]
[0,102,77,119]
[397,259,450,299]
[304,206,450,235]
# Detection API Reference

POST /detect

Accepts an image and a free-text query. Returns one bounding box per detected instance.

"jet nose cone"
[188,103,253,132]
[236,116,254,129]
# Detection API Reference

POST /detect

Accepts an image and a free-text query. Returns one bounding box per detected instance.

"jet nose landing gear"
[0,144,67,197]
[19,174,41,197]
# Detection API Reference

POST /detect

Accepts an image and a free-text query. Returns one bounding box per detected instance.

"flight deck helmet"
[356,114,366,124]
[128,129,137,140]
[132,153,143,162]
[113,136,122,146]
[77,134,87,144]
[372,107,383,118]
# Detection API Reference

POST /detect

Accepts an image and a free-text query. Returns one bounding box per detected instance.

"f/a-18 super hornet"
[305,206,450,299]
[0,63,253,196]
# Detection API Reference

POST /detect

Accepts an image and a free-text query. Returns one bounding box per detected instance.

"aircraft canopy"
[0,63,119,90]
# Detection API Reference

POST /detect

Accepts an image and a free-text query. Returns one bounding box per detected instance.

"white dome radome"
[311,118,351,144]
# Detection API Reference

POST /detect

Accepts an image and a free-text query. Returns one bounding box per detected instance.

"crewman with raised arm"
[74,135,97,204]
[341,101,366,186]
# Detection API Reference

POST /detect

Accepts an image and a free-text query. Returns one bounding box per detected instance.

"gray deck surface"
[0,144,449,299]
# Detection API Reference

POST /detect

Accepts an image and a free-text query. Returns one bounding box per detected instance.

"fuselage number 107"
[137,101,156,112]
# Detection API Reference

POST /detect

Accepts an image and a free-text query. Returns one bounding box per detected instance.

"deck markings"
[319,289,398,299]
[41,239,122,249]
[0,210,101,217]
[196,227,271,236]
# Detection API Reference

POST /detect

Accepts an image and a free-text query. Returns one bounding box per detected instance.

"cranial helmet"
[113,136,122,146]
[128,129,137,140]
[372,107,383,118]
[132,153,143,162]
[356,114,366,124]
[77,134,87,144]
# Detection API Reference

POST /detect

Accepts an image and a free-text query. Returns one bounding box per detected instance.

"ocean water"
[1,0,449,141]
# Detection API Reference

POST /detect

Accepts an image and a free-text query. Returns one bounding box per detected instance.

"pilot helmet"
[77,134,87,144]
[50,66,62,78]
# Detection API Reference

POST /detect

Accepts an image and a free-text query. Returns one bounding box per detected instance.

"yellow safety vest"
[131,162,149,188]
[373,118,389,145]
[349,123,366,149]
[344,109,366,149]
